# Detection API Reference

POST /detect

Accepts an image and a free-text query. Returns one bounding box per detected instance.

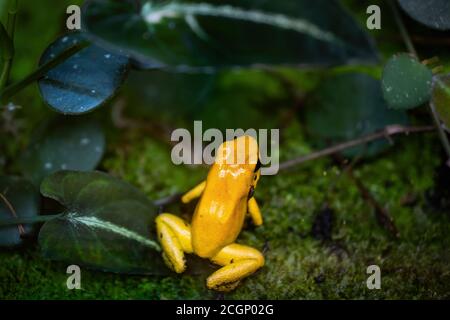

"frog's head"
[213,135,261,198]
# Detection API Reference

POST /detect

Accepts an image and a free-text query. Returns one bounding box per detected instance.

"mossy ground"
[1,122,449,299]
[1,0,450,300]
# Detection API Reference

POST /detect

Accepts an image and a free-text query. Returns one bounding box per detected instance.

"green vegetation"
[1,0,450,300]
[2,125,449,299]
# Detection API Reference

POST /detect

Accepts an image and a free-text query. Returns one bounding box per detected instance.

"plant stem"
[430,101,450,157]
[0,0,18,91]
[0,213,63,227]
[388,0,450,161]
[0,191,24,235]
[279,125,434,171]
[0,40,89,103]
[154,193,182,207]
[0,60,12,91]
[388,0,417,57]
[6,0,18,36]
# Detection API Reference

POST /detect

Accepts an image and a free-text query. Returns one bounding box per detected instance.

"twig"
[0,41,89,103]
[153,192,182,207]
[0,191,24,235]
[278,125,434,171]
[334,154,399,238]
[0,213,63,227]
[430,101,450,158]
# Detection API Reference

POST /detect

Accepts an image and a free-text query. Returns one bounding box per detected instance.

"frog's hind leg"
[207,243,264,292]
[156,213,193,273]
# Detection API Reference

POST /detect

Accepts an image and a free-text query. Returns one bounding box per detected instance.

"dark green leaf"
[0,176,40,246]
[39,170,169,274]
[398,0,450,31]
[382,53,433,110]
[38,32,130,114]
[19,117,105,186]
[82,0,378,69]
[432,74,450,130]
[305,73,408,157]
[125,69,281,130]
[126,69,218,118]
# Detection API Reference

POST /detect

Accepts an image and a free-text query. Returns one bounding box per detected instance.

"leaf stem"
[388,0,417,57]
[6,0,18,37]
[0,40,89,104]
[0,191,24,235]
[0,0,18,91]
[0,59,13,91]
[388,0,450,161]
[279,125,435,171]
[430,101,450,157]
[0,213,63,227]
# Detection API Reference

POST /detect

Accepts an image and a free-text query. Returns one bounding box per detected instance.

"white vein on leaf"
[141,2,339,44]
[68,214,161,251]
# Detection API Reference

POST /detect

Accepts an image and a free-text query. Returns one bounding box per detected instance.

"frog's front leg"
[155,213,193,273]
[207,243,264,292]
[181,180,206,203]
[248,197,263,226]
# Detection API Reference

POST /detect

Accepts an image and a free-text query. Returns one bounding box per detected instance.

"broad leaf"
[432,74,450,131]
[382,53,433,110]
[0,176,40,246]
[305,73,408,157]
[82,0,378,69]
[38,170,168,274]
[38,32,130,114]
[20,117,105,186]
[125,69,218,118]
[124,69,282,130]
[398,0,450,31]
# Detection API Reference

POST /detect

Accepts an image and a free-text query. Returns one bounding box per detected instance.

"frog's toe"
[206,278,240,292]
[162,252,186,274]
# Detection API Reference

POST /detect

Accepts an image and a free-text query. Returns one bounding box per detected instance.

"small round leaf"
[19,117,106,186]
[382,53,433,110]
[38,32,130,114]
[0,176,40,247]
[432,74,450,130]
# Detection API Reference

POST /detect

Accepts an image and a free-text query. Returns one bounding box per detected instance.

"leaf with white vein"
[38,170,168,274]
[82,0,378,69]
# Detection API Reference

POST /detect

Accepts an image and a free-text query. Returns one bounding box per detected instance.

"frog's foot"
[155,213,193,274]
[207,243,264,292]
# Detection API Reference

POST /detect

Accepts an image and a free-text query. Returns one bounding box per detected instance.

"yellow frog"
[156,135,264,292]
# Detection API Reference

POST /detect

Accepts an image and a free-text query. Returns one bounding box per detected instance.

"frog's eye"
[254,159,261,172]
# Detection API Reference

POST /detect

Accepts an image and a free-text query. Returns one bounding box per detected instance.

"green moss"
[102,132,207,200]
[1,122,449,299]
[1,0,449,300]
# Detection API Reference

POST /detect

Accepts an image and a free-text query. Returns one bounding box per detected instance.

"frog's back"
[190,135,259,258]
[191,163,251,258]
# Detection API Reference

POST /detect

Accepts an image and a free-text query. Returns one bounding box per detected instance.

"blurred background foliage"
[0,0,450,299]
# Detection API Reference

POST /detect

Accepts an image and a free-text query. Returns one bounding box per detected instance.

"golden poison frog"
[156,135,264,292]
